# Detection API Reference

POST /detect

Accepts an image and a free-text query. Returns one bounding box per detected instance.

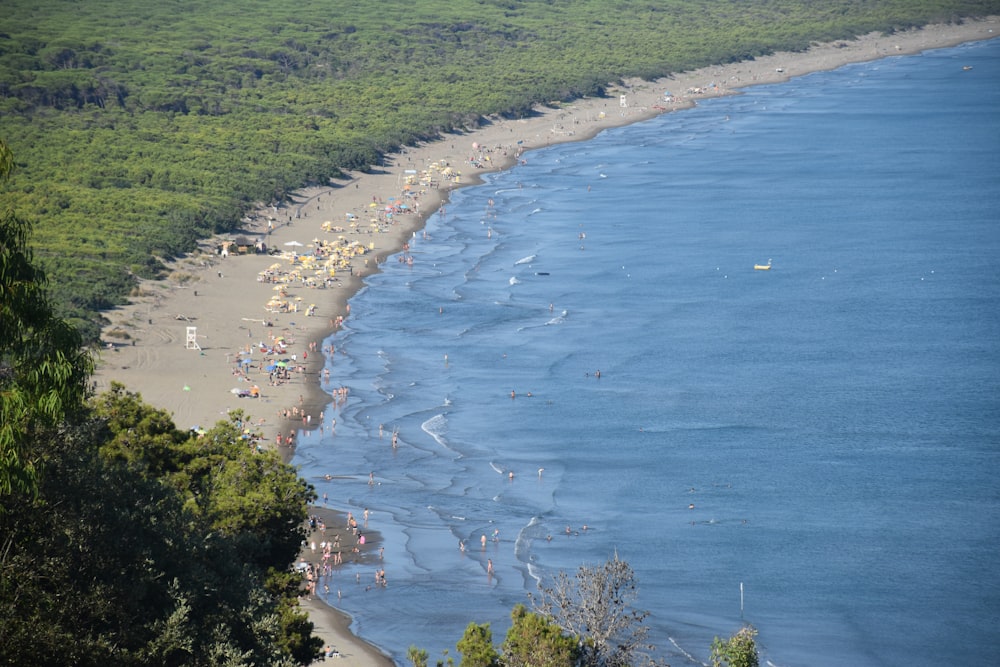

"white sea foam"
[420,413,449,449]
[668,637,708,667]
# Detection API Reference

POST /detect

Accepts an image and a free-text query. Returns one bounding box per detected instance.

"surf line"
[668,637,708,667]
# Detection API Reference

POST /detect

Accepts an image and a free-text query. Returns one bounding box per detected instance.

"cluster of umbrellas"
[259,238,371,314]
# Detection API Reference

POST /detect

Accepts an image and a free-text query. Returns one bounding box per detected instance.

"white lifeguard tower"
[185,326,201,350]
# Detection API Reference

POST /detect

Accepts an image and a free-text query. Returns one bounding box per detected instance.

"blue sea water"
[294,39,1000,667]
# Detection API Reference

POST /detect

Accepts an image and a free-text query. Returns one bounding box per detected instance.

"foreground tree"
[0,138,92,497]
[0,419,299,666]
[710,626,759,667]
[530,553,656,667]
[502,604,580,667]
[408,645,430,667]
[457,622,501,667]
[93,384,314,570]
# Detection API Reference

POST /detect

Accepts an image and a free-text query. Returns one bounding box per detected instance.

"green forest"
[2,0,998,341]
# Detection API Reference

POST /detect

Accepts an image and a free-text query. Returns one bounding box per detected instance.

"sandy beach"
[91,17,997,666]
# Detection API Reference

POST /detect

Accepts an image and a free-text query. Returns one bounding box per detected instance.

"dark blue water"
[294,39,1000,667]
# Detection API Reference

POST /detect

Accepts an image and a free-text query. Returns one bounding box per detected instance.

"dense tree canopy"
[0,386,320,666]
[1,0,996,340]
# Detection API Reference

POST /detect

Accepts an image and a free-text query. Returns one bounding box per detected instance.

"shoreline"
[91,18,998,667]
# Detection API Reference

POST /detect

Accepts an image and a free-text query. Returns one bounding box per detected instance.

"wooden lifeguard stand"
[185,326,201,350]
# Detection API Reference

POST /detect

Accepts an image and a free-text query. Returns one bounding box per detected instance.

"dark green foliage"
[91,384,315,572]
[502,604,580,667]
[1,0,995,341]
[0,417,313,666]
[457,622,501,667]
[0,392,322,665]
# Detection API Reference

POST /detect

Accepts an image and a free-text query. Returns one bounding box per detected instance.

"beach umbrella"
[265,364,277,371]
[284,241,304,247]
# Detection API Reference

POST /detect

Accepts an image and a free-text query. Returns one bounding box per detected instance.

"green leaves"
[0,158,93,496]
[710,626,759,667]
[457,623,501,667]
[502,605,579,667]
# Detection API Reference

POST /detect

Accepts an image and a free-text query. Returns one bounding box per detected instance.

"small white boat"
[754,259,772,271]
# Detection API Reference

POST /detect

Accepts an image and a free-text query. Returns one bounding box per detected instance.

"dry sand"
[91,18,997,666]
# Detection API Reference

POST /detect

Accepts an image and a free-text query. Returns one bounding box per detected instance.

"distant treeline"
[2,0,996,340]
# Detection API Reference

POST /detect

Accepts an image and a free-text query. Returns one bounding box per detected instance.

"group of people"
[297,509,385,604]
